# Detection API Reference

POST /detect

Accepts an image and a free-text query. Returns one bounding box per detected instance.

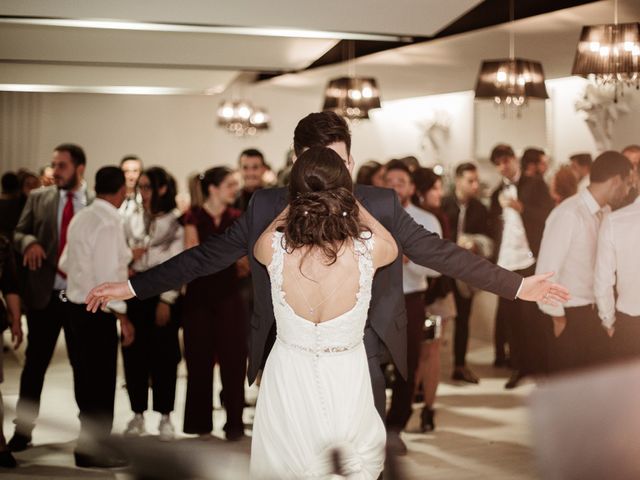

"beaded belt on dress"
[276,336,362,355]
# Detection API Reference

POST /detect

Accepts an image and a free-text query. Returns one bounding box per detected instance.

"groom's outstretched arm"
[389,191,522,299]
[129,200,251,300]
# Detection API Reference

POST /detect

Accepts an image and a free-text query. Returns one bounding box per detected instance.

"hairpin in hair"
[304,210,309,216]
[342,211,347,217]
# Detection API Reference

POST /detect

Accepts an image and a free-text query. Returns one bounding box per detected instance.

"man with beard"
[8,144,92,452]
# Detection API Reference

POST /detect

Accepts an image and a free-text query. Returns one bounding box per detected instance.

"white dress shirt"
[402,203,442,294]
[496,180,535,272]
[124,208,184,303]
[59,198,132,314]
[535,189,609,317]
[54,183,88,290]
[595,197,640,327]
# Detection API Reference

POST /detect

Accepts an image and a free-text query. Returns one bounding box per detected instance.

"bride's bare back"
[254,202,397,324]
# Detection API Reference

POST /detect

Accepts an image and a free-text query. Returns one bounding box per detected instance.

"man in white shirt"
[570,153,593,192]
[595,190,640,360]
[536,151,632,372]
[59,166,134,468]
[489,144,555,389]
[384,160,441,450]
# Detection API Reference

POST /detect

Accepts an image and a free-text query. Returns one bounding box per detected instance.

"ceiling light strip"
[0,17,407,42]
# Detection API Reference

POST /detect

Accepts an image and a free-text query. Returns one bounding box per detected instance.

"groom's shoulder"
[252,186,286,203]
[355,184,395,202]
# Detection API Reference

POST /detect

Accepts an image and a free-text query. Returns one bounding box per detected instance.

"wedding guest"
[521,148,549,178]
[412,167,454,432]
[570,153,592,191]
[400,155,420,173]
[9,144,91,452]
[39,165,54,187]
[489,144,554,388]
[233,148,267,212]
[182,167,247,441]
[187,173,204,210]
[0,234,23,468]
[595,171,640,360]
[537,151,632,372]
[16,169,41,211]
[355,160,386,187]
[59,166,134,468]
[550,165,578,205]
[0,173,22,238]
[442,163,493,381]
[119,155,143,216]
[384,160,441,450]
[122,167,183,441]
[620,144,640,208]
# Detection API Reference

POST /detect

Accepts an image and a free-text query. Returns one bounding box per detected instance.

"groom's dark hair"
[293,112,351,157]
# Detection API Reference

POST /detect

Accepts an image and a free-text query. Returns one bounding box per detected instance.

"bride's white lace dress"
[250,231,386,479]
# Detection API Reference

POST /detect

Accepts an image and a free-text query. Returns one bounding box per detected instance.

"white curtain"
[0,92,43,174]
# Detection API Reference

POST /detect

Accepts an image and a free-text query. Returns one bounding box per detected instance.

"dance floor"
[1,328,538,479]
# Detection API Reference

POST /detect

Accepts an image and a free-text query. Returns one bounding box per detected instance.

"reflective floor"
[1,326,538,479]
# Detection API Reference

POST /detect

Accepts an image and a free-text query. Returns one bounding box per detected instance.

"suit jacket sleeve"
[392,192,522,299]
[13,193,39,254]
[129,198,251,300]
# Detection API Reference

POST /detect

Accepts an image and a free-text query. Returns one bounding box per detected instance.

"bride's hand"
[85,282,134,313]
[518,272,570,305]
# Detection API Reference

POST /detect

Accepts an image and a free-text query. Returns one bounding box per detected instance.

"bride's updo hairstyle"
[283,146,369,265]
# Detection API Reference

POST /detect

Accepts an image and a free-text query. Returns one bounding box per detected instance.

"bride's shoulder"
[357,202,397,269]
[254,213,287,266]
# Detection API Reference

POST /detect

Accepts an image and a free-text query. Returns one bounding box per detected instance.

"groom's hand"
[518,272,570,306]
[85,282,134,313]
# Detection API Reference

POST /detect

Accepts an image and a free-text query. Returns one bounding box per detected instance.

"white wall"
[2,76,638,192]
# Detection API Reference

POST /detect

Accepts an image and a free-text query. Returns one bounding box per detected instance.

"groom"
[87,112,567,423]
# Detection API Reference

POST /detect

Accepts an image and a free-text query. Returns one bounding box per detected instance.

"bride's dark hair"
[283,147,369,265]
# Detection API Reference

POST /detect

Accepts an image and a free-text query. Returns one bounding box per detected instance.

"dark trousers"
[364,325,386,421]
[611,312,640,361]
[14,292,76,436]
[386,292,425,430]
[66,303,117,447]
[551,305,611,373]
[183,295,247,435]
[452,283,472,368]
[123,296,180,414]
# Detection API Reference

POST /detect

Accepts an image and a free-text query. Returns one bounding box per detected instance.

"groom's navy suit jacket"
[131,185,522,383]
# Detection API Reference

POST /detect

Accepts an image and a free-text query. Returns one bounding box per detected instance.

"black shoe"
[451,366,480,384]
[225,429,245,442]
[505,371,525,390]
[7,433,31,452]
[420,407,435,433]
[74,451,129,469]
[386,430,408,456]
[0,451,17,468]
[493,357,510,368]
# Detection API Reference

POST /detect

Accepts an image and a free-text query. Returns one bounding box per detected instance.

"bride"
[250,146,398,479]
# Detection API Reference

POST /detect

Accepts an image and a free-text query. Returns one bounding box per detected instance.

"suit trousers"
[611,312,640,362]
[495,265,551,376]
[122,296,181,415]
[14,291,76,435]
[182,294,247,435]
[66,303,117,446]
[452,283,473,368]
[551,305,611,373]
[386,292,425,430]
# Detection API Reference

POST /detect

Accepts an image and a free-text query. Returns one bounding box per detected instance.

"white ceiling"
[0,0,638,99]
[0,0,481,94]
[269,0,640,100]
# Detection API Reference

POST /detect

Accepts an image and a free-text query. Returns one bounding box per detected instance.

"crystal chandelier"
[217,100,270,136]
[474,0,548,116]
[571,19,640,102]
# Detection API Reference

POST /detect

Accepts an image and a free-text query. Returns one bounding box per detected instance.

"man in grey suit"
[87,112,568,452]
[9,144,91,452]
